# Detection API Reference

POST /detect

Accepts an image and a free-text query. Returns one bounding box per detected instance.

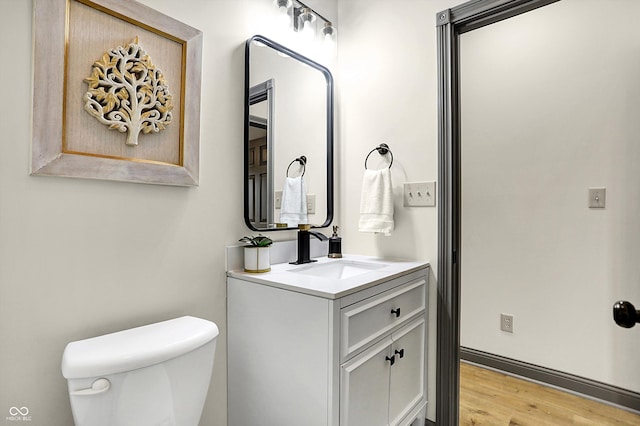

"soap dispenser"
[328,226,342,258]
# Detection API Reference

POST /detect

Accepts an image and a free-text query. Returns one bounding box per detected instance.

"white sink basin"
[289,259,385,280]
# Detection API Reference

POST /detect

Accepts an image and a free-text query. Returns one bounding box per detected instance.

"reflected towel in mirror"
[280,176,308,227]
[359,168,394,236]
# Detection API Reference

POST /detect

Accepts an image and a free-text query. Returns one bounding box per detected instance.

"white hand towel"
[280,176,308,227]
[359,168,394,235]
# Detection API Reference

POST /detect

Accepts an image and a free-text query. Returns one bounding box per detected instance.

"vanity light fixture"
[273,0,336,46]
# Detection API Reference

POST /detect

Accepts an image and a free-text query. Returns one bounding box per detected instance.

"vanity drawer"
[340,277,426,361]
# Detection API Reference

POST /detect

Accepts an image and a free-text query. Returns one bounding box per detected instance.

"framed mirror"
[244,35,334,231]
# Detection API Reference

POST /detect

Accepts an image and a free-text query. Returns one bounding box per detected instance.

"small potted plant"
[239,234,273,273]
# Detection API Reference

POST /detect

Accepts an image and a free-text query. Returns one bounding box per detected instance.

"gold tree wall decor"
[31,0,202,186]
[83,37,174,147]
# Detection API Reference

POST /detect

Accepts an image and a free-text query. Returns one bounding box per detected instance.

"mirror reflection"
[244,35,333,231]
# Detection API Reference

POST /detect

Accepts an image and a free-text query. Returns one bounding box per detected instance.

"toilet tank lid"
[61,316,219,379]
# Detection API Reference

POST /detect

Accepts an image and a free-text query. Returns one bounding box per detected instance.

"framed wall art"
[32,0,202,186]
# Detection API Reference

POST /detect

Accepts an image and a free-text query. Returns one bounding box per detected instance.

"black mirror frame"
[243,35,334,232]
[435,1,560,424]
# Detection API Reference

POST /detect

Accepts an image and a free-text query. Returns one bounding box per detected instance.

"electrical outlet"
[500,314,514,333]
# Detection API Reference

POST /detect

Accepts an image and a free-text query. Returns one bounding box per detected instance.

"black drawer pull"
[395,348,405,359]
[385,355,395,366]
[391,308,401,318]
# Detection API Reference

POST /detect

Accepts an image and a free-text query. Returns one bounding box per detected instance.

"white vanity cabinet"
[341,317,426,426]
[227,258,429,426]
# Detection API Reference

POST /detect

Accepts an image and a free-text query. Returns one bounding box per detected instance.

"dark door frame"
[435,1,561,424]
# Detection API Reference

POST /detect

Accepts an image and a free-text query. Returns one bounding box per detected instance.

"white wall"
[0,1,336,425]
[337,0,466,420]
[460,0,640,394]
[0,0,467,423]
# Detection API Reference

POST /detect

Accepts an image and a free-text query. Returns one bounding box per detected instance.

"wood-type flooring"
[460,361,640,426]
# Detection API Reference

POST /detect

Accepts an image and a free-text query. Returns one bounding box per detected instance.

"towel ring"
[364,143,393,170]
[286,156,307,177]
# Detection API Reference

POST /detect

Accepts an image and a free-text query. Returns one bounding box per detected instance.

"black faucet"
[290,224,328,265]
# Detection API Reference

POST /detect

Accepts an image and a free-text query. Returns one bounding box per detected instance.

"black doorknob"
[613,301,640,328]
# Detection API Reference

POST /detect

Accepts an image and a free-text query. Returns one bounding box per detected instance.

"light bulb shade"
[274,0,292,11]
[322,22,336,42]
[297,7,316,37]
[274,0,292,28]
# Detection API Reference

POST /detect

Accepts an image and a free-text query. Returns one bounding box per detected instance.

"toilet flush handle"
[70,378,111,396]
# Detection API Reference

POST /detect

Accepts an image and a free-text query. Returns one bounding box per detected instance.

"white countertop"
[227,254,429,299]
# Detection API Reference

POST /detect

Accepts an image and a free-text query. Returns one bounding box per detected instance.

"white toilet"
[61,316,218,426]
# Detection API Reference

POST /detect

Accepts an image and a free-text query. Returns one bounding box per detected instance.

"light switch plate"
[275,191,283,209]
[306,194,316,214]
[588,187,606,209]
[403,181,436,207]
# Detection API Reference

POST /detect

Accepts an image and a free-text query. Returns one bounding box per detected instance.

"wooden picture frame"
[32,0,202,186]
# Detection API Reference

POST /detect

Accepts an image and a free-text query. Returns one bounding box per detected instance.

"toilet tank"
[62,316,219,426]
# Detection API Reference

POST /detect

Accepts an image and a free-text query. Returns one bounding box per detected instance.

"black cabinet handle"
[613,301,640,328]
[391,308,401,318]
[395,348,405,359]
[385,355,395,366]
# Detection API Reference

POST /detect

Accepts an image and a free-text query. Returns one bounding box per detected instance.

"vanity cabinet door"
[340,318,427,426]
[388,318,426,426]
[340,337,393,426]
